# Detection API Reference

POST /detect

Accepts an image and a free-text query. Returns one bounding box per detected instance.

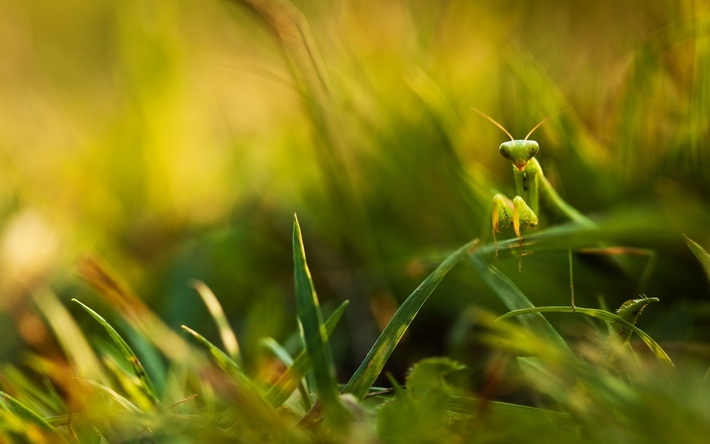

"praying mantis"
[473,108,654,310]
[473,108,596,248]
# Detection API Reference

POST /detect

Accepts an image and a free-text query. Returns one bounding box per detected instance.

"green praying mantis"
[473,107,595,249]
[473,108,655,310]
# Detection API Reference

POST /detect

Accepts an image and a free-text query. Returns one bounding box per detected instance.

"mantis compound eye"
[499,144,511,159]
[528,142,539,157]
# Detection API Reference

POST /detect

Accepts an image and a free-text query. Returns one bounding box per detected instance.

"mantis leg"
[492,194,539,262]
[575,247,657,297]
[567,246,656,312]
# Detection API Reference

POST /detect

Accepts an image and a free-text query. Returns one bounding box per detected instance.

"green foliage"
[377,357,466,443]
[3,219,710,442]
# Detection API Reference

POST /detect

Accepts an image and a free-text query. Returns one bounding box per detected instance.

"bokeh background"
[1,0,709,380]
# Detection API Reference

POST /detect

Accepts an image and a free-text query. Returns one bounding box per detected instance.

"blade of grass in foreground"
[469,254,570,353]
[77,256,197,367]
[80,380,141,413]
[342,239,478,401]
[72,299,161,409]
[685,235,710,285]
[180,325,242,375]
[447,395,577,435]
[0,391,58,435]
[498,304,674,367]
[292,215,348,423]
[33,289,107,383]
[265,300,349,408]
[191,280,241,364]
[261,337,313,411]
[180,325,301,439]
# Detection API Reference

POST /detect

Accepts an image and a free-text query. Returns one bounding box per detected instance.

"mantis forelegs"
[492,194,539,252]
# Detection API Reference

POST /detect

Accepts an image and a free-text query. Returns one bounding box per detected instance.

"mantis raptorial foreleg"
[492,195,538,246]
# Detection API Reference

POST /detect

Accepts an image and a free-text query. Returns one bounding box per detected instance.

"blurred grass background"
[1,0,709,380]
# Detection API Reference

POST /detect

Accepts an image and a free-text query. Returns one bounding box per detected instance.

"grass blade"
[260,337,312,410]
[33,289,106,383]
[342,239,477,401]
[192,280,241,363]
[685,235,710,284]
[181,325,242,375]
[72,299,161,408]
[260,338,295,366]
[180,324,296,435]
[497,303,674,366]
[0,391,58,434]
[77,256,198,367]
[265,300,349,408]
[80,380,142,413]
[292,215,347,421]
[447,395,578,437]
[468,254,570,353]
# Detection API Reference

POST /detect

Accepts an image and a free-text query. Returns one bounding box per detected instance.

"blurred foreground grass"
[1,0,710,440]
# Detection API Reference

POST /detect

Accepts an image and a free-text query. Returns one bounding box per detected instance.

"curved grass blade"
[265,300,349,408]
[476,219,674,261]
[180,324,297,437]
[72,299,160,408]
[181,325,241,375]
[191,280,241,364]
[261,337,312,410]
[447,395,577,436]
[33,289,106,383]
[0,391,58,435]
[497,302,674,366]
[685,235,710,284]
[80,380,141,413]
[342,239,478,401]
[77,256,197,367]
[292,215,347,422]
[260,338,295,366]
[0,364,64,414]
[469,254,570,353]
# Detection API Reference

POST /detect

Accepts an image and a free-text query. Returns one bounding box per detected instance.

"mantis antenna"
[524,106,571,140]
[472,106,571,140]
[472,108,514,141]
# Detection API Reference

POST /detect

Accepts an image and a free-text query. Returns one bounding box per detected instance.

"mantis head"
[473,107,568,171]
[499,140,539,171]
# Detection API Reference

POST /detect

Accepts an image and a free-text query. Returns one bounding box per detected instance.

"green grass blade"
[80,380,142,413]
[181,327,302,441]
[292,215,347,421]
[265,300,349,408]
[447,395,577,435]
[181,325,242,375]
[192,280,241,363]
[261,337,312,410]
[0,391,58,434]
[0,364,64,414]
[498,303,674,366]
[342,239,477,401]
[260,338,295,366]
[685,235,710,284]
[475,220,674,260]
[468,254,570,353]
[72,299,160,408]
[77,256,198,368]
[33,289,106,383]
